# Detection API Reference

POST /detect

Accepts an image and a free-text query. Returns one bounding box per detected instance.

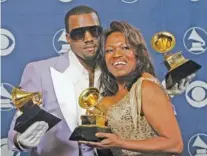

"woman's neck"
[116,82,128,97]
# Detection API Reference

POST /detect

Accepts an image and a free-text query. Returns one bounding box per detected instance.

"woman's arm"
[118,80,183,154]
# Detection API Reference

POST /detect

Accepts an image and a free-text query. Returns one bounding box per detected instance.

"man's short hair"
[64,5,100,33]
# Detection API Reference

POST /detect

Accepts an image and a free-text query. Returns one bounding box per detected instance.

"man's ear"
[66,33,71,44]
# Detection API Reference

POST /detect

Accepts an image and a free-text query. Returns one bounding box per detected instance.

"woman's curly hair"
[97,21,155,96]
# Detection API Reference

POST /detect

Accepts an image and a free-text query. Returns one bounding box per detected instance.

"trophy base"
[14,102,61,133]
[165,60,201,89]
[69,126,111,142]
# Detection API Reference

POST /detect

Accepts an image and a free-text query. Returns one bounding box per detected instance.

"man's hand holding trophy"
[11,87,61,150]
[151,31,201,90]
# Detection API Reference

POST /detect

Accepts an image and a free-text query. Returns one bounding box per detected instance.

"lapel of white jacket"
[50,52,83,131]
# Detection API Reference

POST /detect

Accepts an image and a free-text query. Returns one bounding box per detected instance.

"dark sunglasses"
[69,25,103,41]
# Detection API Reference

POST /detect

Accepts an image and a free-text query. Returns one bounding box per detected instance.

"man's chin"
[84,53,97,61]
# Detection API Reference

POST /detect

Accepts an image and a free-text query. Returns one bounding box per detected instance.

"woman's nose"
[113,48,123,58]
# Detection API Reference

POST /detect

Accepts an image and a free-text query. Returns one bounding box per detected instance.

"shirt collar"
[68,51,100,76]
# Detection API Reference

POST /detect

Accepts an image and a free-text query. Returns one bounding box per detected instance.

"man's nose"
[84,30,93,43]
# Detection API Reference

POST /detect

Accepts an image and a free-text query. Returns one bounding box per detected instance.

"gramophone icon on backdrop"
[151,31,201,89]
[69,87,111,142]
[12,87,61,133]
[57,30,71,54]
[192,135,207,156]
[188,28,206,52]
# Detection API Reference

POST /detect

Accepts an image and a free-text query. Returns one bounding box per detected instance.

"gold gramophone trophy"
[12,87,61,133]
[69,87,111,142]
[151,32,201,89]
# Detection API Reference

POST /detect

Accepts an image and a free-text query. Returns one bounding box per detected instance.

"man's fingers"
[22,124,48,146]
[21,122,40,138]
[161,80,166,88]
[184,73,196,87]
[167,83,178,95]
[26,122,41,131]
[21,121,48,139]
[184,80,190,88]
[163,73,196,97]
[178,79,186,90]
[187,73,196,80]
[30,122,48,138]
[38,121,49,129]
[166,90,172,95]
[16,110,23,117]
[28,137,40,145]
[36,127,48,138]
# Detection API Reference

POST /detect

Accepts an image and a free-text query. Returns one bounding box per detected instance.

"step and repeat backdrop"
[1,0,207,156]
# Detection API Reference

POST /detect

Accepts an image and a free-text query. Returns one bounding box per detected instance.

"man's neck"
[76,56,96,73]
[75,55,96,87]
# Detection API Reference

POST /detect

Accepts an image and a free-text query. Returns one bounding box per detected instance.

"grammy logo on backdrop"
[12,87,61,133]
[69,87,111,142]
[151,32,201,89]
[188,134,207,156]
[193,136,207,156]
[188,28,205,52]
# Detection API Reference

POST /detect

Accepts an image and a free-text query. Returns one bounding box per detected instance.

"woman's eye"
[122,46,130,50]
[105,49,113,53]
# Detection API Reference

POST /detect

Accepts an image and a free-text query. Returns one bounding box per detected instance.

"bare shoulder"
[142,79,162,95]
[141,72,160,90]
[142,72,158,80]
[141,75,173,115]
[141,74,169,103]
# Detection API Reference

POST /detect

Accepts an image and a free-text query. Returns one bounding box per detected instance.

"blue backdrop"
[1,0,207,156]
